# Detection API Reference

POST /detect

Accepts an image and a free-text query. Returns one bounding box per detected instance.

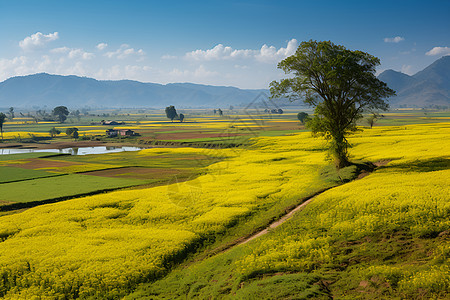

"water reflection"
[0,146,144,155]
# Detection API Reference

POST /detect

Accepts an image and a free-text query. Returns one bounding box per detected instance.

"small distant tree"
[165,105,178,122]
[297,112,309,124]
[0,112,6,141]
[72,130,79,139]
[179,113,185,123]
[8,107,14,121]
[65,127,78,137]
[366,112,379,129]
[52,106,69,123]
[73,110,81,122]
[218,108,223,116]
[213,109,217,115]
[49,127,61,138]
[277,108,284,114]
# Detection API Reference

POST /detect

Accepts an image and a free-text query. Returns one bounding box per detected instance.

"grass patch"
[0,152,60,161]
[0,174,145,203]
[0,166,61,183]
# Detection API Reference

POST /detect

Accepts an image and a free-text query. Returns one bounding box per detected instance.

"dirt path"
[215,160,392,253]
[236,193,321,246]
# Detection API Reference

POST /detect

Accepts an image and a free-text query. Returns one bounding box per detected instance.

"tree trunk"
[332,132,351,169]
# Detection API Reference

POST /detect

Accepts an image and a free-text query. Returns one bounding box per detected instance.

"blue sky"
[0,0,449,88]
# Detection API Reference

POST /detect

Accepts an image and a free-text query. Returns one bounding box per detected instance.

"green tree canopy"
[49,127,61,138]
[52,106,70,123]
[0,112,6,141]
[65,127,78,137]
[179,113,185,123]
[297,112,309,124]
[165,105,178,122]
[270,40,395,168]
[8,107,14,120]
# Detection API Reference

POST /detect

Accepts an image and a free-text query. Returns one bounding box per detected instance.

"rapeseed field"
[127,122,450,299]
[0,122,448,299]
[0,129,334,298]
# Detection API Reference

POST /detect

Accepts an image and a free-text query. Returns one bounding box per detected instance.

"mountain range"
[0,73,269,109]
[0,55,448,109]
[378,55,450,108]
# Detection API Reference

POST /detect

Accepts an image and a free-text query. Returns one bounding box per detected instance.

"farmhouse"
[106,129,139,137]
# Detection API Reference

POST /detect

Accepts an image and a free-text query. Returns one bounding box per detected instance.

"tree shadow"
[391,157,450,173]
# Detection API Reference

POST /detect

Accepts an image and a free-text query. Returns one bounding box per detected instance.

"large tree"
[270,40,395,168]
[52,106,70,123]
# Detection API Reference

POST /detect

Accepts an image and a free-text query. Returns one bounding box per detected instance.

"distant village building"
[101,120,125,125]
[106,129,139,137]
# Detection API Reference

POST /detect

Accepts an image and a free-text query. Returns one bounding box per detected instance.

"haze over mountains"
[0,73,269,109]
[378,55,450,108]
[0,56,448,109]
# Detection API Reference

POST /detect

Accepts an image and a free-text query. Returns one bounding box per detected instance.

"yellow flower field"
[0,122,448,298]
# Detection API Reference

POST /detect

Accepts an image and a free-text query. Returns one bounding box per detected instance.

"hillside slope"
[378,55,450,108]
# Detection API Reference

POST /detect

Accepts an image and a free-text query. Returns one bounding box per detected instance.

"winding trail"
[204,160,392,257]
[236,191,325,246]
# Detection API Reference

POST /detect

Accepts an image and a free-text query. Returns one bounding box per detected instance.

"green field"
[0,174,145,203]
[0,166,60,183]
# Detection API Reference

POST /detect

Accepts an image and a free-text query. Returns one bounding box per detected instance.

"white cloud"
[384,36,405,43]
[161,54,177,60]
[234,64,249,69]
[2,34,297,88]
[256,39,298,62]
[169,65,218,80]
[96,43,108,51]
[68,49,94,60]
[19,32,59,51]
[401,65,414,75]
[105,44,145,59]
[425,46,450,56]
[94,65,152,81]
[185,39,298,63]
[50,47,70,54]
[50,47,94,60]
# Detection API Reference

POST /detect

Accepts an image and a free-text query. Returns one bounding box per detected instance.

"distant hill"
[3,56,448,110]
[378,55,450,108]
[0,73,269,109]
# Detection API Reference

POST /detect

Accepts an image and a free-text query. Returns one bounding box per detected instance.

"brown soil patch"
[373,159,392,167]
[0,200,14,206]
[265,121,303,131]
[7,159,80,170]
[81,167,180,179]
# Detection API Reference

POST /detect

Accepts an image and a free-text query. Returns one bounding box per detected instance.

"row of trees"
[49,127,79,138]
[0,106,70,141]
